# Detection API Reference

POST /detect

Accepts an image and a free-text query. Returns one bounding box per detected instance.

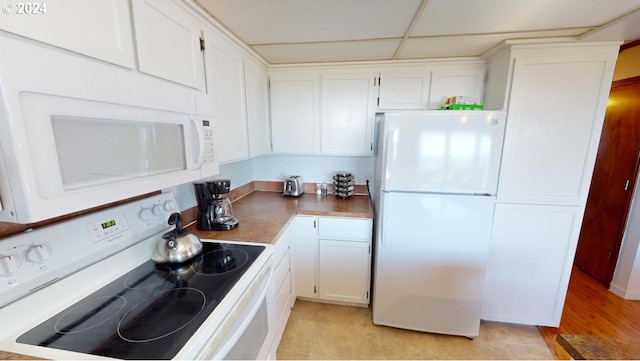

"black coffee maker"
[194,179,239,231]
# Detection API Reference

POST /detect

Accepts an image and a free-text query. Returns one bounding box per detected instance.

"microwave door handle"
[192,115,205,170]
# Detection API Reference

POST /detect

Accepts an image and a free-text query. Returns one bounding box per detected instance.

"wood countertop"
[188,191,374,244]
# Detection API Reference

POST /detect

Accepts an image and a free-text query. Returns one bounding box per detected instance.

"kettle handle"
[168,212,183,233]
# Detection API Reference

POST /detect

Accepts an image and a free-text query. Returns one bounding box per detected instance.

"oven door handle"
[198,259,272,360]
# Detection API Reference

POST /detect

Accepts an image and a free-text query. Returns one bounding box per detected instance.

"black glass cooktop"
[17,242,265,360]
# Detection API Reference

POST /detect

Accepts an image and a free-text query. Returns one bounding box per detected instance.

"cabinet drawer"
[273,232,290,266]
[273,249,290,294]
[318,217,372,241]
[276,273,291,317]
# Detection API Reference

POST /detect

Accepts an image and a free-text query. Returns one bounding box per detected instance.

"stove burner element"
[16,242,266,360]
[124,266,172,289]
[54,296,126,334]
[192,248,248,275]
[117,288,206,343]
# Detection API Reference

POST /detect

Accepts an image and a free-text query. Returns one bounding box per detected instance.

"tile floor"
[276,300,554,360]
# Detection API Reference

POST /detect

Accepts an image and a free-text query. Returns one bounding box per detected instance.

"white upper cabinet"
[245,59,272,158]
[378,70,431,110]
[377,64,485,110]
[270,73,321,154]
[321,73,376,155]
[429,68,485,109]
[202,31,249,163]
[497,48,618,205]
[269,70,376,156]
[131,0,205,90]
[0,0,135,68]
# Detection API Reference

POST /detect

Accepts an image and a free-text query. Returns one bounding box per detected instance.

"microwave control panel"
[202,119,215,165]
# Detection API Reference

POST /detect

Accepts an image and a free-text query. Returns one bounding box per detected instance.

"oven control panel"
[0,192,177,308]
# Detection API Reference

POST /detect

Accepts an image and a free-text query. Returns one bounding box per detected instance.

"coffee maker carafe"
[193,179,239,231]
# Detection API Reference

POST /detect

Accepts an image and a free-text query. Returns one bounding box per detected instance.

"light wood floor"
[539,267,640,359]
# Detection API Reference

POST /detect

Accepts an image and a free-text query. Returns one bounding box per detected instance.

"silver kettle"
[152,212,203,264]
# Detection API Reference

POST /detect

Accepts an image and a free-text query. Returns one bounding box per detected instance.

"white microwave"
[0,35,219,223]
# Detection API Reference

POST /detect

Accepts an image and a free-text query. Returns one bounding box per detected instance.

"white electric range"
[0,192,274,360]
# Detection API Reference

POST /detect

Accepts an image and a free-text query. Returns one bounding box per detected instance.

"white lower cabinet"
[292,215,372,305]
[268,224,293,355]
[482,203,583,326]
[318,240,370,303]
[292,216,319,299]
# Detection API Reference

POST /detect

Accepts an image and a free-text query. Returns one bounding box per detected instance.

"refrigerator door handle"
[382,129,397,192]
[378,193,386,247]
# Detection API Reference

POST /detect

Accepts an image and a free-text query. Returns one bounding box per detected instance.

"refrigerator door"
[373,191,494,337]
[382,111,505,194]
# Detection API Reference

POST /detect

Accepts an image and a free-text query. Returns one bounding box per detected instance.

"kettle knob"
[166,239,177,250]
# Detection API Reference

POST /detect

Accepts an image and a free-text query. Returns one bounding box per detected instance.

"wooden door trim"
[612,75,640,88]
[607,148,640,285]
[604,77,640,285]
[620,39,640,52]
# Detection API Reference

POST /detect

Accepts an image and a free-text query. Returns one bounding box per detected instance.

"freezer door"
[373,192,494,337]
[383,111,505,194]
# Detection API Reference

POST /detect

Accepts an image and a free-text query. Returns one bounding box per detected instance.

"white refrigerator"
[372,111,506,338]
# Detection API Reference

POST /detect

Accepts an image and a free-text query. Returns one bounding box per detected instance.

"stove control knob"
[139,208,152,221]
[152,204,164,216]
[163,200,175,212]
[25,244,50,263]
[0,255,19,276]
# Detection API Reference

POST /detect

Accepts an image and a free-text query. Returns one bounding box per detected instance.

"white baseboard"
[609,283,640,300]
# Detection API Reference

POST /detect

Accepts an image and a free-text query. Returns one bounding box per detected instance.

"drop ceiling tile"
[412,0,640,37]
[196,0,422,44]
[398,29,590,59]
[252,39,402,64]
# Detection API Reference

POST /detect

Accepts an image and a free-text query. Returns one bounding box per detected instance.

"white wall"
[171,155,375,210]
[253,155,375,185]
[611,173,640,298]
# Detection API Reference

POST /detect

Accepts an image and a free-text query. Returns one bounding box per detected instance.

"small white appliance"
[0,35,219,224]
[372,111,506,338]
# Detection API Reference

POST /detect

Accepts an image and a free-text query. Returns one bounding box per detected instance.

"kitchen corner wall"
[170,155,375,212]
[609,43,640,300]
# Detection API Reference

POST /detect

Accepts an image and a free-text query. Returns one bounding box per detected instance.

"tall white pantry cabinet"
[482,42,620,326]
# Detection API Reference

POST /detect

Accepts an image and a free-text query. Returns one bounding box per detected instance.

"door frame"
[579,75,640,286]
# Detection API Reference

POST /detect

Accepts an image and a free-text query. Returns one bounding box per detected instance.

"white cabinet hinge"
[313,220,316,228]
[314,285,317,294]
[199,37,205,52]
